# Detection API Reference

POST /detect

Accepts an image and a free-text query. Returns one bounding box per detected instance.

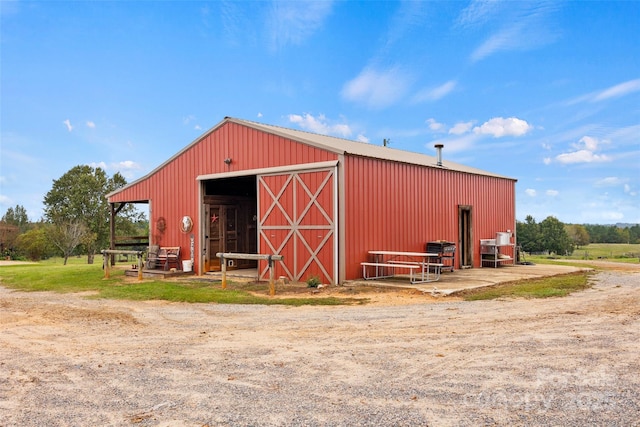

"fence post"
[103,252,110,279]
[221,255,227,289]
[268,255,275,296]
[137,252,143,281]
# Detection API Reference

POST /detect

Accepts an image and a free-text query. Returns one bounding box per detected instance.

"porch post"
[109,203,116,266]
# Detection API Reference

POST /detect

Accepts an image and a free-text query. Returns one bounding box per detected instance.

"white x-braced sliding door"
[258,167,336,284]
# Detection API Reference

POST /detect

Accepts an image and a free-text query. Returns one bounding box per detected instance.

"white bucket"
[182,260,193,272]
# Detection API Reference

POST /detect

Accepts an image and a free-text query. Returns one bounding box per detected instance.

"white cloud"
[267,1,333,50]
[356,134,369,143]
[88,161,108,170]
[471,24,523,62]
[412,80,457,102]
[341,66,411,109]
[115,161,143,180]
[592,78,640,102]
[426,118,445,132]
[464,2,560,62]
[449,121,474,135]
[287,113,353,138]
[257,112,263,118]
[473,117,533,137]
[555,136,612,164]
[543,157,552,165]
[456,0,504,28]
[574,136,602,151]
[380,1,429,52]
[566,78,640,105]
[556,150,611,164]
[87,160,142,179]
[546,189,559,197]
[63,119,73,132]
[595,177,625,187]
[116,160,141,170]
[86,121,96,129]
[525,189,537,197]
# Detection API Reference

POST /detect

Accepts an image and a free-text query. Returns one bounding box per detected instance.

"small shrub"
[306,275,322,288]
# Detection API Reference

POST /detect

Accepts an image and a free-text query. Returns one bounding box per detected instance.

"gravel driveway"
[1,270,639,426]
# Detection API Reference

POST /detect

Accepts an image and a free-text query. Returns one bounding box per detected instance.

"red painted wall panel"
[342,156,515,280]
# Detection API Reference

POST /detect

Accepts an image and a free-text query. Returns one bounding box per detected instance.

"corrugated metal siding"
[109,122,337,272]
[343,155,515,280]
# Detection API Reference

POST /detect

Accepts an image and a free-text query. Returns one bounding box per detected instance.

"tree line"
[517,215,640,256]
[1,165,146,264]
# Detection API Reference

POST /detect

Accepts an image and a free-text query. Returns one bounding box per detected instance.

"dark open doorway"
[203,176,257,272]
[458,205,473,269]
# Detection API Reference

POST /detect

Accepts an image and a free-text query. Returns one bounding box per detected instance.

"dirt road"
[1,269,639,426]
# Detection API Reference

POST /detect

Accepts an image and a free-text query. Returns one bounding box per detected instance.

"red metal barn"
[107,117,516,284]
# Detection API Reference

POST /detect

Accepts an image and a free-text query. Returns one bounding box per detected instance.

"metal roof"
[108,116,516,198]
[226,117,515,180]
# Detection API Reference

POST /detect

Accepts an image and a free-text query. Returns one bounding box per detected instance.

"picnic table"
[361,250,442,284]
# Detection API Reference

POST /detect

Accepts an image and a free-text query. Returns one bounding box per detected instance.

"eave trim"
[196,160,339,181]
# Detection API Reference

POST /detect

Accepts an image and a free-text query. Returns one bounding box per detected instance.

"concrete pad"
[349,263,590,295]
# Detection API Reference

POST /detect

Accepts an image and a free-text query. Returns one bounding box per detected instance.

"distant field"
[570,243,640,259]
[527,243,640,263]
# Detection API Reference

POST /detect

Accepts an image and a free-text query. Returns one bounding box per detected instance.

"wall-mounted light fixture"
[224,158,232,165]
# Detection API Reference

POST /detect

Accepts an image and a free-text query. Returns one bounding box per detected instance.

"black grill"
[426,241,456,272]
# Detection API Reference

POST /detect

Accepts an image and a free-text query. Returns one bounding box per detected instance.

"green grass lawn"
[461,272,591,301]
[0,259,362,306]
[2,248,631,304]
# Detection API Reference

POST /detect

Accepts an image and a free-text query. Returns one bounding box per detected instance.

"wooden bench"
[147,246,181,271]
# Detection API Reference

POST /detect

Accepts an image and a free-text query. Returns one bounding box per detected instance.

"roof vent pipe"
[435,144,444,166]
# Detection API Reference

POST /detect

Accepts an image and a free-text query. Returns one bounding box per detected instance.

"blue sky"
[1,0,639,225]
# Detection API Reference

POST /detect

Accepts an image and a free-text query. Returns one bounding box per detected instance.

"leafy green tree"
[629,224,640,244]
[585,224,627,243]
[606,226,625,243]
[15,225,55,261]
[2,205,30,233]
[0,223,19,259]
[42,165,137,264]
[566,224,590,248]
[584,224,603,243]
[540,216,573,255]
[516,215,542,253]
